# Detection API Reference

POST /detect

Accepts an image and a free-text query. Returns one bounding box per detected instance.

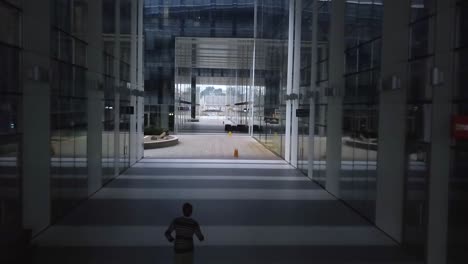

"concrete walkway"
[32,158,421,264]
[145,134,280,160]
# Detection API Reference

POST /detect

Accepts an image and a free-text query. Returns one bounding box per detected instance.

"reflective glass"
[409,17,434,59]
[339,0,383,223]
[0,4,20,46]
[408,58,433,102]
[252,0,288,158]
[0,3,21,230]
[50,2,90,219]
[0,45,20,93]
[0,95,21,228]
[411,0,434,21]
[448,4,468,263]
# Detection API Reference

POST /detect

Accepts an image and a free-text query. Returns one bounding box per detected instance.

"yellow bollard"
[228,131,232,137]
[233,148,239,158]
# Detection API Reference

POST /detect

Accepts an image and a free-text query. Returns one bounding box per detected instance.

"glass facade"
[102,55,116,184]
[50,0,89,220]
[448,1,468,263]
[252,0,289,158]
[402,0,435,257]
[311,0,331,187]
[341,0,383,223]
[0,0,144,229]
[144,0,255,131]
[296,1,313,174]
[0,0,22,230]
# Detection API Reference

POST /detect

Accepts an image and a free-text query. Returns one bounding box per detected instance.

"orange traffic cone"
[233,148,239,158]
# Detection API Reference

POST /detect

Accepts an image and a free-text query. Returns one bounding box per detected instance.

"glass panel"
[0,3,20,46]
[0,45,20,93]
[404,141,430,256]
[408,59,433,102]
[411,0,434,21]
[456,3,468,48]
[447,148,468,264]
[403,103,432,258]
[409,17,434,58]
[455,49,468,100]
[0,95,21,229]
[50,18,89,220]
[0,3,21,230]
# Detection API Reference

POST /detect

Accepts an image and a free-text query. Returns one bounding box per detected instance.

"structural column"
[308,0,319,180]
[375,0,411,242]
[191,76,197,120]
[325,0,345,197]
[290,0,302,167]
[249,0,258,137]
[129,0,138,165]
[87,0,104,195]
[285,0,295,163]
[137,0,145,159]
[426,1,456,263]
[113,0,121,176]
[21,0,51,235]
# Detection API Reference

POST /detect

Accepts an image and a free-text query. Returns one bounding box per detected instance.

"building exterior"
[0,0,467,264]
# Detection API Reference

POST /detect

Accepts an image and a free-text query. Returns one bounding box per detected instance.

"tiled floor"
[32,159,422,264]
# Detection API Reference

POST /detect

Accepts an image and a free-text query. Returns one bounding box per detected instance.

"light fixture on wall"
[391,75,401,90]
[431,67,444,86]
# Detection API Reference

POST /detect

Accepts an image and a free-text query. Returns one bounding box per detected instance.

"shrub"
[144,126,168,135]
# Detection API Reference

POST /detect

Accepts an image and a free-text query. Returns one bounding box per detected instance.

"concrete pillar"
[137,0,145,159]
[290,0,302,168]
[285,0,295,163]
[426,1,456,263]
[375,0,411,242]
[129,95,137,165]
[325,0,345,197]
[249,0,258,137]
[21,0,51,235]
[129,0,138,165]
[308,0,319,180]
[191,76,197,120]
[114,0,121,176]
[87,0,104,195]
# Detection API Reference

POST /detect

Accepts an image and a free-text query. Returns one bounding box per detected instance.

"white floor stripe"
[93,188,333,200]
[132,163,294,170]
[35,225,395,247]
[140,159,287,164]
[117,175,310,182]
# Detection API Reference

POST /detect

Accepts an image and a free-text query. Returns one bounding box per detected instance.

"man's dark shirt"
[165,217,205,254]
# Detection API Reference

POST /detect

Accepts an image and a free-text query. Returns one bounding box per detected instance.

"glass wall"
[102,56,116,184]
[50,0,89,220]
[144,0,255,131]
[448,1,468,263]
[340,0,383,222]
[297,1,313,175]
[49,0,138,221]
[311,0,331,187]
[0,0,22,230]
[102,0,134,182]
[401,0,435,256]
[252,0,289,158]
